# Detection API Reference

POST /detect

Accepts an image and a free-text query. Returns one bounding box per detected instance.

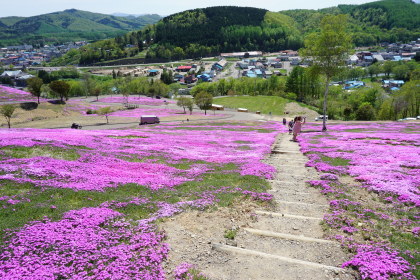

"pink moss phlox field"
[64,100,108,115]
[174,263,207,280]
[0,85,48,103]
[0,207,169,280]
[0,121,283,279]
[98,96,174,106]
[109,107,223,118]
[0,122,281,191]
[300,123,420,205]
[342,244,415,280]
[303,122,419,279]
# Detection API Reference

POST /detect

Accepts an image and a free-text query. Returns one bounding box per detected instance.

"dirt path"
[163,133,356,280]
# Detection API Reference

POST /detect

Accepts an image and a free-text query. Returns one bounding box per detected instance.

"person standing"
[288,118,294,135]
[282,118,287,125]
[292,116,306,142]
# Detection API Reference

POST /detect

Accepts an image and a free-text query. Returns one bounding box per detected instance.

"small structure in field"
[211,104,224,111]
[139,115,160,125]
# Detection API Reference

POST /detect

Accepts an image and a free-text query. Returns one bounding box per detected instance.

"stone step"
[275,201,329,217]
[255,210,322,221]
[269,189,312,196]
[239,229,347,267]
[270,192,327,205]
[254,214,323,238]
[277,200,329,208]
[212,244,344,273]
[243,228,332,244]
[271,150,301,155]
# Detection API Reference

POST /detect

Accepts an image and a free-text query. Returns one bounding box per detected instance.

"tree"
[382,61,394,78]
[38,70,51,84]
[92,87,101,101]
[0,104,15,128]
[26,77,43,104]
[177,97,193,114]
[194,91,213,115]
[187,101,194,115]
[300,14,352,131]
[49,80,70,102]
[392,64,410,81]
[355,102,375,120]
[83,73,96,98]
[367,63,380,78]
[98,107,113,124]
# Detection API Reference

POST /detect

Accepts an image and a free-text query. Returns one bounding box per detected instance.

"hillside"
[56,0,420,65]
[0,9,161,47]
[282,0,420,46]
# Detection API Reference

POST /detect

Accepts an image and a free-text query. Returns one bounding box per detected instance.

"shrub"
[355,102,376,120]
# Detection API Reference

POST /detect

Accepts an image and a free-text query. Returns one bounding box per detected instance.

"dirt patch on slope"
[161,202,260,279]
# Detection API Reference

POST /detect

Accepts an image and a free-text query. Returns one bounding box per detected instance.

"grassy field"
[214,96,288,115]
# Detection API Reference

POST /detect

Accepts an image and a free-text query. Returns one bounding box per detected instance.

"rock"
[226,239,237,247]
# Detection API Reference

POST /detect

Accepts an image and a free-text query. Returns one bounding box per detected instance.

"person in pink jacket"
[292,116,306,142]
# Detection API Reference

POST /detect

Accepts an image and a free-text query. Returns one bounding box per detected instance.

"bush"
[355,102,376,120]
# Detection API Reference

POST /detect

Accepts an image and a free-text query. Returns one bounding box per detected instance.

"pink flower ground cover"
[0,85,47,103]
[0,207,169,280]
[63,99,108,115]
[109,107,223,118]
[98,96,175,106]
[300,122,419,279]
[0,122,280,191]
[300,122,420,205]
[0,121,283,279]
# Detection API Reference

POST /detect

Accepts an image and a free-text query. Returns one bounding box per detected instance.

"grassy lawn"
[214,96,288,115]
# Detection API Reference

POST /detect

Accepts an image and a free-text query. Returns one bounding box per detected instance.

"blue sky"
[0,0,383,17]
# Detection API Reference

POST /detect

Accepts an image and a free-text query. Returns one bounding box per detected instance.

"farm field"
[0,121,282,279]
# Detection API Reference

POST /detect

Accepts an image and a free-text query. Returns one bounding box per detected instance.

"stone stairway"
[209,133,355,280]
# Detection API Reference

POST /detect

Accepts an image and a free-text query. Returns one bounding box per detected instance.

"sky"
[0,0,386,18]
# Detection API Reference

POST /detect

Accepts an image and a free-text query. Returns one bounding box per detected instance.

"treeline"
[187,60,419,121]
[23,71,174,104]
[289,61,420,121]
[55,6,304,65]
[190,75,297,101]
[283,0,420,47]
[53,1,420,65]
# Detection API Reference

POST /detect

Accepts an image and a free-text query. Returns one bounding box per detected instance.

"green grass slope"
[214,96,288,115]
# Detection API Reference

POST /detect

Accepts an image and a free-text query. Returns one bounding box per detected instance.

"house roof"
[0,70,23,77]
[372,54,384,61]
[177,66,192,70]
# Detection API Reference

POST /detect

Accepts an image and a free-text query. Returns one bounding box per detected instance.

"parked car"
[315,115,328,121]
[140,115,160,125]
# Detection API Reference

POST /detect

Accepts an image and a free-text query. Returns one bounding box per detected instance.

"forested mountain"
[0,9,161,47]
[55,0,420,65]
[282,0,420,45]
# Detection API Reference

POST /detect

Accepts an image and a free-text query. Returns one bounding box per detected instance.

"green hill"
[56,0,420,65]
[282,0,420,46]
[0,9,161,47]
